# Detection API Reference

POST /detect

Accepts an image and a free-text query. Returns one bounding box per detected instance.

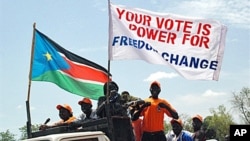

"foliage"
[231,87,250,124]
[0,130,16,141]
[164,113,193,133]
[164,105,234,141]
[18,124,40,140]
[164,120,171,133]
[4,87,248,140]
[204,105,234,141]
[181,114,193,132]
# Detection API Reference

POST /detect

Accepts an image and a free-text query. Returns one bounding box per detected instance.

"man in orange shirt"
[133,81,179,141]
[39,104,76,130]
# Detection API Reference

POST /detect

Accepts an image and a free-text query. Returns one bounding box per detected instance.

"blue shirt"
[166,130,193,141]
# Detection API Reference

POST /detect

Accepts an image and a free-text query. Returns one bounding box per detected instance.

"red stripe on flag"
[62,59,109,83]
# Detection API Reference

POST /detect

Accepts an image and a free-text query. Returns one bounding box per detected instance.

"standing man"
[96,81,127,118]
[133,81,179,141]
[120,91,141,105]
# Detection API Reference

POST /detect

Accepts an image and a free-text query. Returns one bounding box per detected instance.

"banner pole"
[106,0,115,140]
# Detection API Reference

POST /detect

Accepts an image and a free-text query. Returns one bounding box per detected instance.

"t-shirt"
[166,130,193,141]
[54,116,76,125]
[141,97,176,132]
[192,130,206,141]
[132,118,143,141]
[77,110,97,121]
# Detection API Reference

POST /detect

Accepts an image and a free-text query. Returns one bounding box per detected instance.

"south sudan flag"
[31,29,110,100]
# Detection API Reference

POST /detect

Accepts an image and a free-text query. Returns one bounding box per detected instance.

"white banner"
[108,3,227,81]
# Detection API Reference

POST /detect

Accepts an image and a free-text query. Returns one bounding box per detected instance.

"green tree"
[164,120,171,133]
[180,114,193,132]
[164,113,193,133]
[18,124,40,140]
[0,130,16,141]
[231,87,250,124]
[204,105,234,141]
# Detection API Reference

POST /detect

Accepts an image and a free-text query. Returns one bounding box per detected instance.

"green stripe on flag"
[32,71,104,100]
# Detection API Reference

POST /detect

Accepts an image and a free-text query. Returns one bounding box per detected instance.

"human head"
[78,98,93,113]
[205,128,216,139]
[192,114,203,131]
[150,81,161,98]
[192,114,203,122]
[103,81,119,96]
[78,98,92,105]
[121,91,130,102]
[56,104,73,121]
[170,118,183,136]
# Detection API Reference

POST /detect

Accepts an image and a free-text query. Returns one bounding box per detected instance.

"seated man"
[205,128,218,141]
[166,118,193,141]
[70,98,98,128]
[39,104,76,130]
[77,98,97,120]
[191,114,206,141]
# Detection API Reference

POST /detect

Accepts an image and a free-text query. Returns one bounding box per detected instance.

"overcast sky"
[0,0,249,138]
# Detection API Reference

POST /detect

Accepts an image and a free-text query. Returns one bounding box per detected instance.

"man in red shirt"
[133,81,179,141]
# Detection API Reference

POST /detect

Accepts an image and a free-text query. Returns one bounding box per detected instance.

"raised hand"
[142,102,151,109]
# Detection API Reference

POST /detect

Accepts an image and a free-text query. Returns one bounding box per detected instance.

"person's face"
[150,84,160,98]
[121,93,129,101]
[81,103,92,113]
[109,83,118,93]
[172,122,183,136]
[192,118,202,131]
[59,108,71,121]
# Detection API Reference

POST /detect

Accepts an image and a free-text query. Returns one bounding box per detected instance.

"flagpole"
[106,0,116,140]
[26,22,36,138]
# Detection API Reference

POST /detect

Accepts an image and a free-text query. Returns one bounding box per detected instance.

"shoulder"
[183,130,193,136]
[98,96,106,100]
[68,116,76,121]
[53,120,64,126]
[97,96,106,105]
[91,110,98,119]
[182,131,192,136]
[130,95,140,100]
[156,98,169,104]
[144,97,151,101]
[182,131,193,140]
[79,113,86,119]
[166,130,175,140]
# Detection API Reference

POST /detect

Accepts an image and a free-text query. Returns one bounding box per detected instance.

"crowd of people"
[39,80,222,141]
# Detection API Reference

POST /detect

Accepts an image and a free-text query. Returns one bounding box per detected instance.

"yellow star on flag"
[44,52,52,61]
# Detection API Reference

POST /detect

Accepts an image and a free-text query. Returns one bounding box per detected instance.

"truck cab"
[26,116,135,141]
[24,131,110,141]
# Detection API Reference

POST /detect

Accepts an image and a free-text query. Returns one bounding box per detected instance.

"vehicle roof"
[24,131,107,141]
